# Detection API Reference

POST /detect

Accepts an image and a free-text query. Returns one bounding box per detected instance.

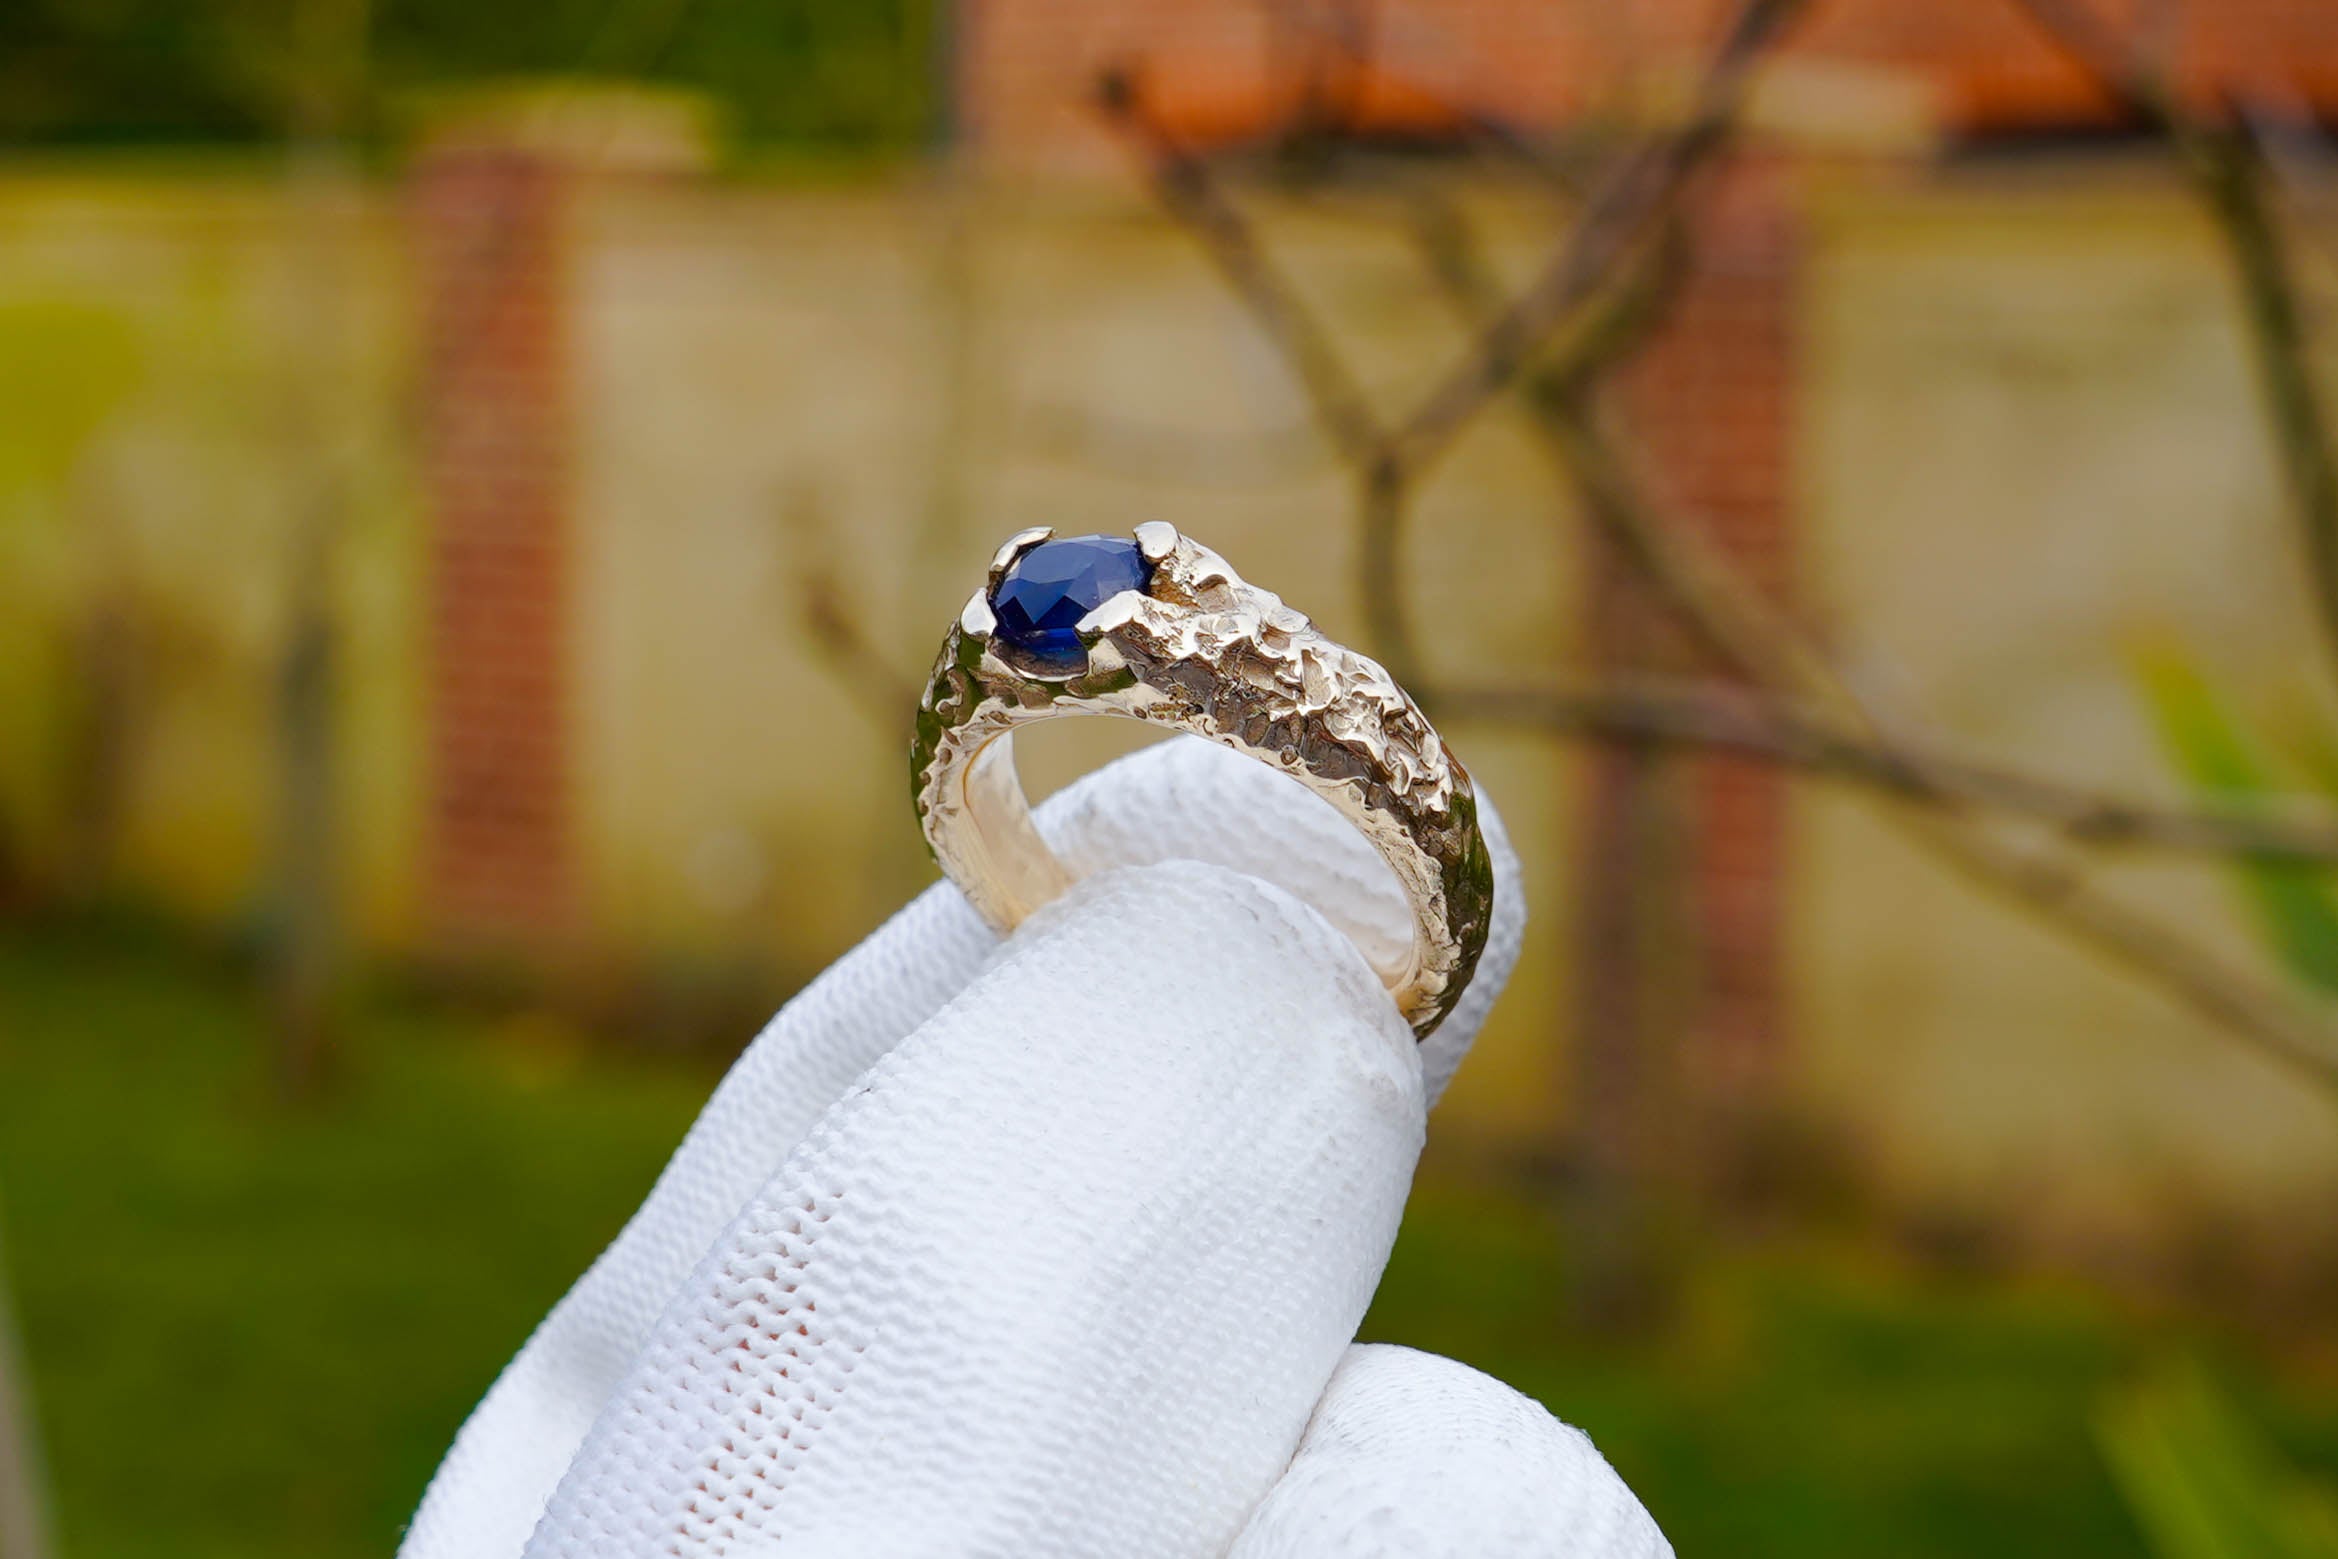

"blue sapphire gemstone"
[989,533,1152,675]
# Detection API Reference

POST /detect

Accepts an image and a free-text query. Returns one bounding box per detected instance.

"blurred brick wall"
[405,98,713,953]
[1618,160,1800,1090]
[410,148,577,946]
[3,163,2330,1226]
[1566,159,1799,1112]
[959,0,2338,173]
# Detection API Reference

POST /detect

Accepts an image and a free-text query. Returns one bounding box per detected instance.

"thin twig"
[1099,0,1807,679]
[1539,391,1844,699]
[1099,69,1390,469]
[1356,451,1419,678]
[799,587,921,728]
[1478,250,2338,1092]
[1256,0,1582,197]
[778,492,922,726]
[1437,678,2338,865]
[1545,398,2338,1093]
[1115,0,2338,1095]
[1432,190,2338,1096]
[1100,76,1435,674]
[1391,156,1838,700]
[1913,815,2338,1086]
[1386,0,1812,476]
[2013,0,2338,682]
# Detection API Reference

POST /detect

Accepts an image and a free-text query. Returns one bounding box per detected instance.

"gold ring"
[910,523,1493,1037]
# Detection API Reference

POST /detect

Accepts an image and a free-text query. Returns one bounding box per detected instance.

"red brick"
[409,145,577,945]
[1593,159,1800,1081]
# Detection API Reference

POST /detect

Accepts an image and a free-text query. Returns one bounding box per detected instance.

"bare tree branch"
[1911,813,2338,1086]
[1098,70,1390,470]
[1355,451,1420,678]
[778,491,923,727]
[1424,203,2338,1093]
[1538,392,1843,698]
[1438,678,2338,866]
[1102,0,1810,682]
[1544,395,2338,1092]
[1390,155,1848,702]
[1255,0,1582,197]
[798,584,922,728]
[1386,0,1812,476]
[1476,250,2338,1096]
[1110,0,2338,1095]
[2013,0,2338,683]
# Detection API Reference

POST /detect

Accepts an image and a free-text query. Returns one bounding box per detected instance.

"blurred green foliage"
[2127,650,2338,1559]
[2099,1363,2338,1559]
[4,921,2336,1557]
[1368,1181,2338,1558]
[0,0,936,150]
[2134,650,2338,994]
[0,921,711,1559]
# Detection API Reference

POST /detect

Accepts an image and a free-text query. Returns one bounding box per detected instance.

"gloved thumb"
[520,856,1426,1558]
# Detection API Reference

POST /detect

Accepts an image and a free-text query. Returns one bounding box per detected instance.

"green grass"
[0,923,709,1559]
[1367,1181,2175,1555]
[1,920,2332,1557]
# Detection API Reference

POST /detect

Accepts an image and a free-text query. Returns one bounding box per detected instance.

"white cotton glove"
[398,736,1668,1559]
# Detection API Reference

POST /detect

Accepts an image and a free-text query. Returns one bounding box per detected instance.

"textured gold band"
[910,523,1493,1038]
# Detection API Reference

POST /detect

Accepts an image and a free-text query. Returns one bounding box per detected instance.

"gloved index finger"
[400,736,1525,1559]
[521,857,1426,1559]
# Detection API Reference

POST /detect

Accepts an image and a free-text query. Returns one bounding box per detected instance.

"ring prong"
[959,589,996,637]
[1133,520,1179,564]
[1077,589,1145,638]
[987,527,1055,587]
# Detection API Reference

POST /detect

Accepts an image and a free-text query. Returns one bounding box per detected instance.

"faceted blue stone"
[989,533,1152,675]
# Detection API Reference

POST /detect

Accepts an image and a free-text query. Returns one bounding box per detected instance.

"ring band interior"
[957,730,1072,925]
[955,722,1421,993]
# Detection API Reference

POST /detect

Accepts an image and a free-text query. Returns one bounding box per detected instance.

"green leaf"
[2134,650,2338,994]
[2097,1360,2338,1559]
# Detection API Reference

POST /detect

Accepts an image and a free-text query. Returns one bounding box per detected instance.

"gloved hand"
[399,736,1669,1558]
